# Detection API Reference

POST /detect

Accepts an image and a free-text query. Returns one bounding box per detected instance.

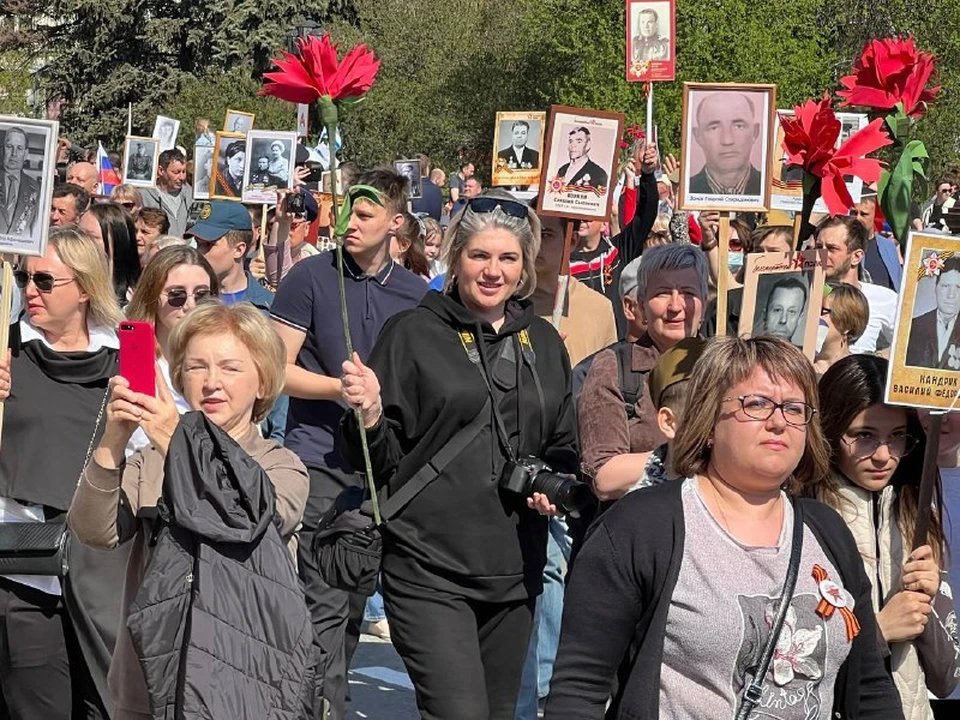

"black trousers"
[298,465,368,720]
[383,572,535,720]
[0,578,72,720]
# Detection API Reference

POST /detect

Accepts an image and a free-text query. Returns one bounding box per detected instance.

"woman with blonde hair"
[814,284,870,375]
[110,184,145,217]
[547,337,901,719]
[68,302,310,719]
[0,226,125,718]
[340,188,577,718]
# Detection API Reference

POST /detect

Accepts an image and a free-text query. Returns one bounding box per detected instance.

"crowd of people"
[0,116,958,720]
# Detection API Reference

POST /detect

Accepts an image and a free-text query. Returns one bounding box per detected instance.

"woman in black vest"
[339,189,578,719]
[0,226,123,719]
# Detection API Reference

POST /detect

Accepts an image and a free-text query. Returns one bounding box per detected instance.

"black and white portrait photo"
[681,83,777,212]
[224,110,255,135]
[629,2,671,63]
[752,273,811,348]
[0,117,57,256]
[492,111,546,187]
[122,136,159,189]
[242,131,296,204]
[193,144,214,200]
[152,115,180,152]
[394,159,422,199]
[211,132,246,201]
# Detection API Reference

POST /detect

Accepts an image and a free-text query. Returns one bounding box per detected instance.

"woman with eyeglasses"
[0,227,126,718]
[339,189,577,719]
[123,245,219,452]
[813,284,869,375]
[110,184,144,218]
[547,337,900,719]
[808,355,959,718]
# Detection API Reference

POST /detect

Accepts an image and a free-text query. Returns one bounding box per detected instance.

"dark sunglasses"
[14,270,76,293]
[467,196,528,219]
[162,287,212,308]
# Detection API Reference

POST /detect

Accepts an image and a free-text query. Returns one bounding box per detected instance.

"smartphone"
[119,321,156,397]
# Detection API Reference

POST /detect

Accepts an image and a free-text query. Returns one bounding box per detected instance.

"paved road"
[347,635,419,719]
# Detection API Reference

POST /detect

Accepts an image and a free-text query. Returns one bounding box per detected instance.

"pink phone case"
[118,321,156,397]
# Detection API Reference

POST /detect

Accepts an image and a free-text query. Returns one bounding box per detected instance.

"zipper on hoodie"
[174,539,200,718]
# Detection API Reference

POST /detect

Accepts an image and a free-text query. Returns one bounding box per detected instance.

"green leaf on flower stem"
[334,184,385,238]
[884,104,912,142]
[879,140,929,246]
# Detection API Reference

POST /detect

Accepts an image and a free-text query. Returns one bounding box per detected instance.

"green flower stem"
[322,101,382,526]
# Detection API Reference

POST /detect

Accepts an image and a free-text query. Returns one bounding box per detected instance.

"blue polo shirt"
[270,250,428,469]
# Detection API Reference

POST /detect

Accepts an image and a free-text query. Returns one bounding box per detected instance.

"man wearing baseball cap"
[187,200,275,310]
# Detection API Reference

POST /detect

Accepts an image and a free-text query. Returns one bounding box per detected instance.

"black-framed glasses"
[841,431,918,459]
[467,196,528,219]
[161,287,212,308]
[723,394,817,426]
[820,307,832,317]
[14,270,76,293]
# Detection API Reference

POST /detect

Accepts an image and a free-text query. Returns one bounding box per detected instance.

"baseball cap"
[619,255,644,299]
[647,337,707,410]
[185,200,252,242]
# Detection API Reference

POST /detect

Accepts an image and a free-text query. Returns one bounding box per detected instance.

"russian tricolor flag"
[97,142,121,196]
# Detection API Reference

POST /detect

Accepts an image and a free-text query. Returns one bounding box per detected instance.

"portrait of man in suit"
[497,120,540,170]
[558,126,609,191]
[0,126,41,238]
[631,6,670,62]
[689,92,763,197]
[906,255,960,370]
[753,274,809,348]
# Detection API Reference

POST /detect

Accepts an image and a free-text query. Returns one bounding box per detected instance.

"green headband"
[334,184,384,237]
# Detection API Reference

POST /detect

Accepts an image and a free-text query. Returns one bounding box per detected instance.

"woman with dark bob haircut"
[83,201,142,306]
[807,355,959,718]
[546,337,901,719]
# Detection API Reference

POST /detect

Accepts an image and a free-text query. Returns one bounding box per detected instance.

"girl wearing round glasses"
[812,355,959,717]
[124,245,219,450]
[0,227,124,717]
[339,189,577,718]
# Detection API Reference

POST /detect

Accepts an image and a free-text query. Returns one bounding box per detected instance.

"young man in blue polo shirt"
[270,167,428,720]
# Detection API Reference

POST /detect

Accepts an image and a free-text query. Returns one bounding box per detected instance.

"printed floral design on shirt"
[735,593,831,717]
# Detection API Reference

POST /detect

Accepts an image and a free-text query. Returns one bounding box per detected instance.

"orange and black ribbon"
[812,564,860,642]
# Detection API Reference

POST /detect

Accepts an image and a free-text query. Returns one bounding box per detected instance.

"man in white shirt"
[815,214,897,355]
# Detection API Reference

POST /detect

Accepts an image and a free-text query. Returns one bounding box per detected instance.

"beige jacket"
[834,476,959,720]
[67,423,309,718]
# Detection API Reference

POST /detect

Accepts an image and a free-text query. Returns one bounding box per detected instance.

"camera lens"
[531,472,591,518]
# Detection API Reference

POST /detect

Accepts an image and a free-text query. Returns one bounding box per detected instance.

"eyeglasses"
[467,196,528,219]
[14,270,77,293]
[841,431,918,459]
[820,307,832,317]
[161,287,212,308]
[119,201,137,211]
[723,394,817,426]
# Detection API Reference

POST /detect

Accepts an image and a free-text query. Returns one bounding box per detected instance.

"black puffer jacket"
[126,413,315,720]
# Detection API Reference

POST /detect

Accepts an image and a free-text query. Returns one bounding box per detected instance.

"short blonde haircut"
[110,184,144,212]
[672,336,831,490]
[442,189,541,299]
[827,284,869,344]
[167,302,285,423]
[45,226,123,329]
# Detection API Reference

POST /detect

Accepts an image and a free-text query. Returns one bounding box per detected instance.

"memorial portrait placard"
[492,111,546,187]
[0,116,58,257]
[241,130,296,205]
[625,0,676,82]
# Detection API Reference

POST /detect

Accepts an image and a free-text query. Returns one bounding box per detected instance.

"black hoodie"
[339,289,578,602]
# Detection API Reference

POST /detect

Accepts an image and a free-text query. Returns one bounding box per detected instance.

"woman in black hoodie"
[339,189,578,720]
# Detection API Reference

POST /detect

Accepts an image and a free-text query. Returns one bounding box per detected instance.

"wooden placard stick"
[912,412,943,551]
[792,212,803,249]
[551,221,574,330]
[716,212,731,337]
[259,202,269,263]
[0,257,14,451]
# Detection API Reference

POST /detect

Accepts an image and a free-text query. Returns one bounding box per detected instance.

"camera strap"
[458,329,519,463]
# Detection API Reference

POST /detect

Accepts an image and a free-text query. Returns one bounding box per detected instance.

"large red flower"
[781,94,892,215]
[262,33,380,105]
[837,36,939,118]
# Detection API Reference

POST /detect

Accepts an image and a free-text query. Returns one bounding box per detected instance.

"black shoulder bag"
[735,499,805,720]
[0,390,109,577]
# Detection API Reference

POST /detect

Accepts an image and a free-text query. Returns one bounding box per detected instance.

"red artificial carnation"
[837,36,939,118]
[262,33,380,106]
[781,94,892,215]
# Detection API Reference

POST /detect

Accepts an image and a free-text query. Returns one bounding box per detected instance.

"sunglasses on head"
[14,270,76,293]
[467,196,528,219]
[162,287,212,308]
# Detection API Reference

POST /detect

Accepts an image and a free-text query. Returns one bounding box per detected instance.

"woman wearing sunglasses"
[0,227,126,718]
[807,355,959,717]
[339,189,577,719]
[110,184,144,218]
[124,245,219,450]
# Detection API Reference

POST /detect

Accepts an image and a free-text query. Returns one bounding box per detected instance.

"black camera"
[499,457,591,518]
